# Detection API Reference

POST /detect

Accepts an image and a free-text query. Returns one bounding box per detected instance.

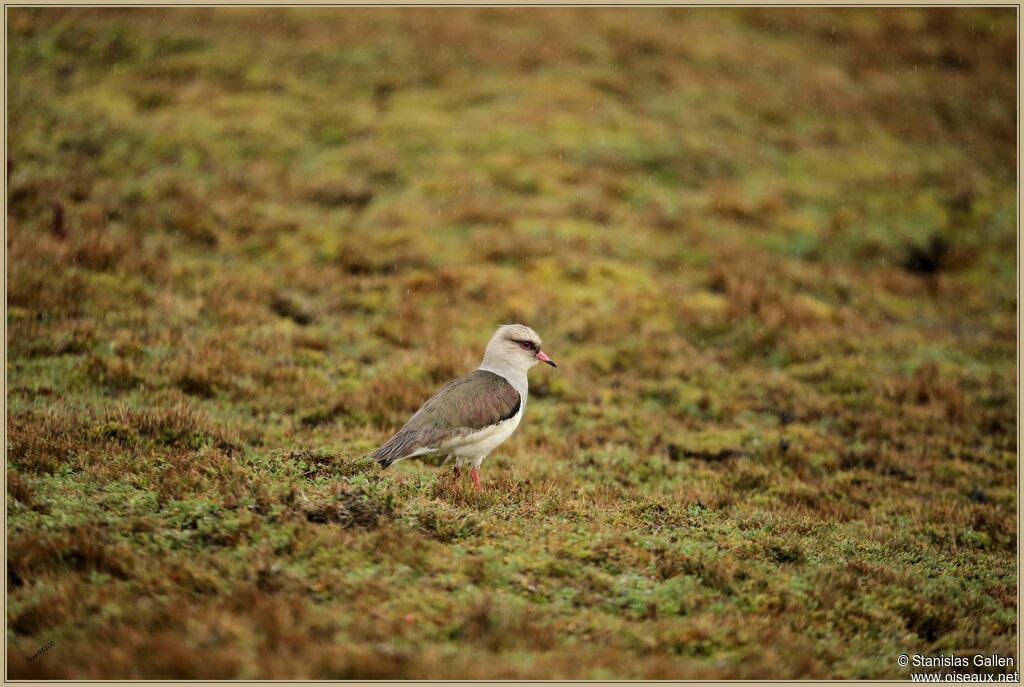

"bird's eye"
[519,341,533,350]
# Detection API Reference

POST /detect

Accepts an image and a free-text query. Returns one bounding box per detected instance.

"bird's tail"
[374,448,397,470]
[373,431,407,469]
[374,440,436,470]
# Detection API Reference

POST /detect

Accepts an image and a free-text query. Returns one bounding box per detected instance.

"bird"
[374,324,556,490]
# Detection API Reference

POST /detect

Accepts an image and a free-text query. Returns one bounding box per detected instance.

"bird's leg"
[470,467,482,491]
[453,465,462,479]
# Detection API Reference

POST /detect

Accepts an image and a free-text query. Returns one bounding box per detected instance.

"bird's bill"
[536,350,557,368]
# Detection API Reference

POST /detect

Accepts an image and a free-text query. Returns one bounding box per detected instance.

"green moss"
[6,6,1016,681]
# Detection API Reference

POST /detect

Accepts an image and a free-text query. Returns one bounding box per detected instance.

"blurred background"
[6,8,1018,679]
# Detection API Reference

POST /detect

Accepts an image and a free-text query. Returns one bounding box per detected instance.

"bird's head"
[484,323,556,373]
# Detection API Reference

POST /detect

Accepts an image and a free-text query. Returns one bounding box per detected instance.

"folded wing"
[374,369,521,467]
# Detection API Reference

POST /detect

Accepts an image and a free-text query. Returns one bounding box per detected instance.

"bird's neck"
[478,361,529,398]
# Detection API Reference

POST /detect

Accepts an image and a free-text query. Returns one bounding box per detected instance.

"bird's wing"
[374,369,521,467]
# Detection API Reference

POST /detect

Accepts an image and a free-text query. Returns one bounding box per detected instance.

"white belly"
[446,406,524,467]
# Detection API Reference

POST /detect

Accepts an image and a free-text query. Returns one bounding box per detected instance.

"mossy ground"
[6,8,1017,679]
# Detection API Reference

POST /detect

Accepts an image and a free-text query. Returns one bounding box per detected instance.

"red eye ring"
[519,341,533,350]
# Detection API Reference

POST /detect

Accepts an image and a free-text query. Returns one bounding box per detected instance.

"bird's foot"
[453,466,462,479]
[470,468,482,491]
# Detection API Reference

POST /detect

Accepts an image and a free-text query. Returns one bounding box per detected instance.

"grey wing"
[374,370,521,468]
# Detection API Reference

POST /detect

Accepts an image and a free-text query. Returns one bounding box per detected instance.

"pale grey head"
[480,324,557,374]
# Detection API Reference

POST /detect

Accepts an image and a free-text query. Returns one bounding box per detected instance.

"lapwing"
[374,324,556,489]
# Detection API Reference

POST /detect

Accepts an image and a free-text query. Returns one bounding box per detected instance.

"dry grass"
[5,6,1017,680]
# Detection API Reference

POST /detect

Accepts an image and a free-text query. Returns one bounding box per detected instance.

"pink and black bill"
[515,339,557,368]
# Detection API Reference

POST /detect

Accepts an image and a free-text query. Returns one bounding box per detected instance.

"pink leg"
[470,467,482,491]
